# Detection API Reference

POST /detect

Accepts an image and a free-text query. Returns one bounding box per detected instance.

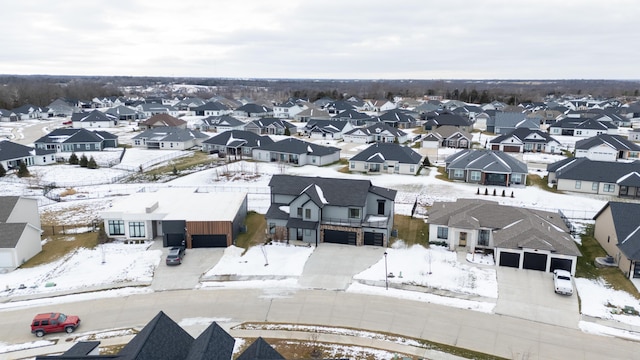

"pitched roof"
[490,128,557,144]
[305,119,350,133]
[71,110,117,123]
[350,143,422,165]
[595,202,640,260]
[575,134,640,151]
[432,125,472,140]
[202,130,274,148]
[332,109,370,120]
[550,157,640,183]
[429,199,580,256]
[192,101,229,111]
[235,103,273,113]
[446,149,528,174]
[140,114,186,127]
[117,311,194,359]
[185,322,235,360]
[34,128,116,145]
[236,337,285,360]
[132,127,208,142]
[376,109,417,124]
[426,113,472,127]
[246,118,296,130]
[0,140,34,161]
[202,115,244,127]
[269,175,396,207]
[256,138,339,156]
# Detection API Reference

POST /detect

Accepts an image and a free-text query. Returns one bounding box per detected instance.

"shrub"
[0,163,5,177]
[17,162,30,177]
[87,156,98,169]
[79,154,88,167]
[69,152,79,165]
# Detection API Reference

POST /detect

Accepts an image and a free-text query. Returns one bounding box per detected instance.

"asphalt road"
[2,288,636,360]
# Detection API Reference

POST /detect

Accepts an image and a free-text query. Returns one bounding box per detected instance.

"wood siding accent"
[186,221,232,247]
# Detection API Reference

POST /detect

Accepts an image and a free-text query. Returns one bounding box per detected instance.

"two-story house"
[265,175,397,247]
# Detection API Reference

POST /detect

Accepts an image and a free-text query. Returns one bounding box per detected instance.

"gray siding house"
[265,175,397,247]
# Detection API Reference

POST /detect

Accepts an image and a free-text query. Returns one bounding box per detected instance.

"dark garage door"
[550,258,572,272]
[523,252,548,271]
[503,145,520,152]
[164,233,184,247]
[364,232,383,246]
[324,230,356,245]
[499,252,520,268]
[191,234,227,248]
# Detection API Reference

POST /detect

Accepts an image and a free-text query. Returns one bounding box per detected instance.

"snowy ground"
[1,129,640,354]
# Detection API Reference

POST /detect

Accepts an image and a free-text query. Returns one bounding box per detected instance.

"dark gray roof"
[35,128,117,145]
[305,119,350,133]
[490,128,557,144]
[0,196,21,222]
[426,113,472,127]
[550,117,618,130]
[256,138,339,157]
[71,110,117,122]
[132,127,208,142]
[376,109,417,124]
[344,123,406,137]
[202,130,273,148]
[246,118,296,130]
[202,115,244,127]
[269,175,396,207]
[446,149,528,174]
[0,223,27,248]
[550,157,640,183]
[575,134,640,151]
[192,101,229,111]
[236,103,272,113]
[185,322,235,360]
[236,337,285,360]
[0,140,33,161]
[117,311,194,360]
[350,143,422,165]
[332,109,370,120]
[595,202,640,260]
[287,217,319,230]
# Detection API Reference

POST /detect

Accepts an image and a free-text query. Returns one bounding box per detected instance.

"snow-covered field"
[1,121,640,355]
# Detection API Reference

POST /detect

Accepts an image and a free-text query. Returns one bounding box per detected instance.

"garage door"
[364,232,383,246]
[164,233,184,247]
[523,252,548,271]
[485,173,507,185]
[503,145,520,152]
[324,230,356,245]
[191,234,227,248]
[550,258,572,272]
[499,252,520,268]
[491,145,500,150]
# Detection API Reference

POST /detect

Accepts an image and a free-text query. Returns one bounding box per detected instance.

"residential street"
[2,288,636,359]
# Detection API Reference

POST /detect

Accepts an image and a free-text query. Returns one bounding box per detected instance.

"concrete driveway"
[151,242,225,291]
[494,266,580,329]
[298,244,385,290]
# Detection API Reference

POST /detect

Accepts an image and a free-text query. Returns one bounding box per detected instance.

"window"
[575,180,581,189]
[304,229,311,236]
[350,162,355,169]
[592,182,598,191]
[108,220,125,235]
[511,173,522,184]
[410,165,415,173]
[453,169,464,178]
[437,226,448,239]
[128,222,145,238]
[85,144,90,150]
[603,184,615,192]
[297,208,303,217]
[349,208,360,219]
[377,200,385,215]
[478,229,490,246]
[470,171,481,181]
[269,223,276,234]
[305,209,311,219]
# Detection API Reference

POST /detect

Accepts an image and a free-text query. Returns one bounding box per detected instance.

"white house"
[0,196,42,270]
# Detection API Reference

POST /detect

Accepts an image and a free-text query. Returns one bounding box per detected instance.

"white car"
[553,269,573,295]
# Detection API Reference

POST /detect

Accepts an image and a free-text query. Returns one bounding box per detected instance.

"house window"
[108,220,125,235]
[437,226,448,240]
[350,162,355,169]
[364,163,369,169]
[592,182,598,191]
[603,184,615,192]
[128,222,145,238]
[478,229,490,246]
[85,144,90,150]
[410,165,415,173]
[377,200,385,215]
[453,169,464,179]
[305,209,311,219]
[511,173,522,184]
[170,143,174,148]
[269,223,276,234]
[349,208,360,219]
[297,207,303,217]
[575,180,581,189]
[304,229,311,236]
[470,171,481,181]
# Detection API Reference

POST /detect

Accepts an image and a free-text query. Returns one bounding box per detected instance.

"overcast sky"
[2,0,639,80]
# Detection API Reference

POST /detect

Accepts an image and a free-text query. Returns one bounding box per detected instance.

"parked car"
[165,246,185,266]
[553,269,573,295]
[31,312,80,337]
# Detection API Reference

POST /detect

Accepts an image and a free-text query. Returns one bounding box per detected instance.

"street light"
[384,251,388,290]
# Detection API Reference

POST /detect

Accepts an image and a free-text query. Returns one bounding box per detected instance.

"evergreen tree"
[0,163,5,177]
[79,154,88,167]
[17,162,30,177]
[69,152,79,165]
[87,156,98,169]
[422,157,431,167]
[284,126,291,136]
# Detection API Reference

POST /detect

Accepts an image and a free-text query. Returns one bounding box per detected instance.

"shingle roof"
[550,157,640,183]
[185,322,235,360]
[236,337,285,360]
[490,128,557,144]
[595,202,640,260]
[575,134,640,151]
[71,110,117,123]
[350,143,422,165]
[0,140,34,161]
[202,130,273,148]
[446,150,528,174]
[140,114,186,127]
[202,115,244,127]
[269,175,396,207]
[132,127,208,142]
[117,311,194,359]
[256,138,340,157]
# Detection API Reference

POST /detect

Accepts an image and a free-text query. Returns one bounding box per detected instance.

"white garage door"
[0,251,15,268]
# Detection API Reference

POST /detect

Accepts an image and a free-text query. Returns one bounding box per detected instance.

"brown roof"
[141,114,186,127]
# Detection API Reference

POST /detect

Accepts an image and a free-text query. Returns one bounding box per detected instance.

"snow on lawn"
[576,278,640,326]
[203,242,314,278]
[29,164,131,186]
[353,243,498,299]
[0,242,160,298]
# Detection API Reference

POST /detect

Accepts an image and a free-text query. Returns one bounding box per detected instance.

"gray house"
[34,128,119,153]
[265,175,397,246]
[132,127,208,150]
[428,199,580,275]
[252,138,340,166]
[493,112,540,134]
[201,130,273,159]
[594,202,640,279]
[349,143,422,175]
[575,134,640,162]
[445,149,528,186]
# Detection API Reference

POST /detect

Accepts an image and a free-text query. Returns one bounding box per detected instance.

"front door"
[459,232,467,247]
[297,228,303,240]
